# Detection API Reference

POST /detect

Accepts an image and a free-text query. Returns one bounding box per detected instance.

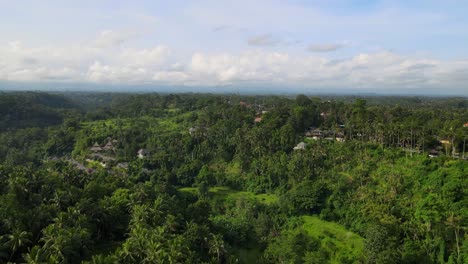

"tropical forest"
[0,91,467,264]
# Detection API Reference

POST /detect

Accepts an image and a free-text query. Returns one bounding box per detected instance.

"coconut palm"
[2,229,31,261]
[208,234,225,263]
[22,246,46,264]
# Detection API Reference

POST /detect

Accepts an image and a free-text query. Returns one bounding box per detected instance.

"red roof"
[239,101,251,107]
[254,117,262,123]
[464,122,468,127]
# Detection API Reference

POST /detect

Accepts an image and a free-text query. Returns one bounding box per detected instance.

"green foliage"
[0,92,466,263]
[284,180,326,214]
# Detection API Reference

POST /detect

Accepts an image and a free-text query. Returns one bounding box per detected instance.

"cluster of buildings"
[304,127,345,142]
[90,138,118,152]
[86,138,127,169]
[238,101,269,124]
[293,127,346,151]
[188,126,208,136]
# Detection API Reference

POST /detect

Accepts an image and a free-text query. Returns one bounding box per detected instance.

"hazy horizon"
[1,80,467,97]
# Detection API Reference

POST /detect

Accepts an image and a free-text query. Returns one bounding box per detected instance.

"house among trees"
[428,149,440,158]
[305,128,324,140]
[464,122,468,127]
[103,140,115,151]
[254,116,262,123]
[137,148,150,159]
[189,127,197,135]
[116,162,129,169]
[189,126,208,136]
[239,101,251,108]
[90,142,103,152]
[335,133,345,142]
[439,139,450,145]
[90,138,118,153]
[320,112,330,119]
[293,142,307,150]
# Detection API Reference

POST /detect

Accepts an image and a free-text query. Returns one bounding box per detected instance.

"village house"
[293,142,307,150]
[116,162,129,169]
[312,129,324,137]
[335,133,345,142]
[439,139,450,145]
[90,138,118,153]
[428,149,440,158]
[90,142,103,152]
[464,122,468,128]
[254,116,262,123]
[103,140,115,151]
[189,126,207,136]
[137,148,150,159]
[189,127,197,135]
[320,112,330,119]
[239,101,251,108]
[335,137,345,142]
[305,128,325,140]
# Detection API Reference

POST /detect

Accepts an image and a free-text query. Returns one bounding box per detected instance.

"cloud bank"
[0,33,467,94]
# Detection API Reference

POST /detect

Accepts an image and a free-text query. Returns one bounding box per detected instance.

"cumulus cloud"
[118,46,171,67]
[247,34,281,46]
[307,43,344,52]
[0,40,467,94]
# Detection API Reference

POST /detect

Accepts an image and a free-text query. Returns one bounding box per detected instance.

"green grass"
[78,115,188,145]
[300,216,364,263]
[179,187,362,262]
[178,186,279,205]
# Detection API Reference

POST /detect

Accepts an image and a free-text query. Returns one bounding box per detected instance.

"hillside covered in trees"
[0,92,467,263]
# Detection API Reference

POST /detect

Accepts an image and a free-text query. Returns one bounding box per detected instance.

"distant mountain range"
[0,80,466,97]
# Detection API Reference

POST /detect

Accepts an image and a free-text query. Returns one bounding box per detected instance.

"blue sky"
[0,0,467,94]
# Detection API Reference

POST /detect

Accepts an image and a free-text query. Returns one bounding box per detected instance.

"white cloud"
[152,71,189,83]
[0,40,467,94]
[307,43,344,52]
[86,61,153,83]
[118,46,171,67]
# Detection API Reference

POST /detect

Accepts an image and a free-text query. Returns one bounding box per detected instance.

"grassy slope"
[178,186,279,205]
[179,186,363,262]
[80,115,182,133]
[300,215,364,263]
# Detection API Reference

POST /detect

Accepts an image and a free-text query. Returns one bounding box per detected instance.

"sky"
[0,0,468,95]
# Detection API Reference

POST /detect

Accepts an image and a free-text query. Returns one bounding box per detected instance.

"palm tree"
[2,229,31,261]
[445,213,462,259]
[166,237,187,264]
[142,239,165,264]
[208,234,225,263]
[22,246,46,264]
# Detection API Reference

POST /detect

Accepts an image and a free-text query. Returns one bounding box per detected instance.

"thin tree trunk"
[455,227,460,258]
[410,128,413,157]
[452,136,456,158]
[422,131,425,153]
[463,137,466,159]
